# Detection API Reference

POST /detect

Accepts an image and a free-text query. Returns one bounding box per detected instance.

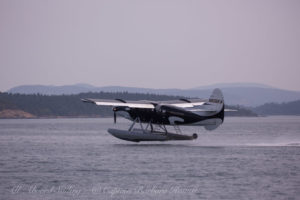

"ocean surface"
[0,116,300,200]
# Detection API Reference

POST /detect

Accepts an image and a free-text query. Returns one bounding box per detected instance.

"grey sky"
[0,0,299,91]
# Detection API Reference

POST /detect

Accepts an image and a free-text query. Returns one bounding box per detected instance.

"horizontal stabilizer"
[224,109,237,112]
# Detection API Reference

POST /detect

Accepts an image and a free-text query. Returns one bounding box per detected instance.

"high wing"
[81,98,207,109]
[82,98,155,108]
[82,88,226,114]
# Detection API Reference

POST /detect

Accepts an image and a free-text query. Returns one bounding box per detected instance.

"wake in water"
[244,142,300,147]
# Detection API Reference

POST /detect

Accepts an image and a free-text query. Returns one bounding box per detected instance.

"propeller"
[113,107,117,124]
[112,106,130,124]
[114,111,116,124]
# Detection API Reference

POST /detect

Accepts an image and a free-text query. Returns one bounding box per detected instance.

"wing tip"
[224,109,238,112]
[81,98,96,104]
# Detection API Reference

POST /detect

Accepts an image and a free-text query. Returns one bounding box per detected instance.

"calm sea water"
[0,116,300,200]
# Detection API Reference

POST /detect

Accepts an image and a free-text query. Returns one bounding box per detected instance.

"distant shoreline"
[0,109,109,119]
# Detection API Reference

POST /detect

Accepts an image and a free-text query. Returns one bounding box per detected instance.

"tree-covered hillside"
[0,92,256,118]
[253,100,300,115]
[0,92,185,117]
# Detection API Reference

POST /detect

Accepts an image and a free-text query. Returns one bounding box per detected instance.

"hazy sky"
[0,0,299,91]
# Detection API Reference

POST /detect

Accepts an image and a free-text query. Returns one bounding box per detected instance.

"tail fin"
[205,88,225,130]
[210,88,224,115]
[209,88,224,104]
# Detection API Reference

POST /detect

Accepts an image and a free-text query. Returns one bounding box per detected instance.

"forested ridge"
[253,100,300,115]
[0,92,256,118]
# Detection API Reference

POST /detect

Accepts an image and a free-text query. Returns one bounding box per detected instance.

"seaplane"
[82,88,226,142]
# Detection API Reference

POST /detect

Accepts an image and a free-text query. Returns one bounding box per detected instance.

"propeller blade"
[114,111,116,124]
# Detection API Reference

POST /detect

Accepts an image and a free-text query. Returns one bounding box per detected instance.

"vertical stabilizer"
[210,88,224,116]
[209,88,224,104]
[204,88,225,130]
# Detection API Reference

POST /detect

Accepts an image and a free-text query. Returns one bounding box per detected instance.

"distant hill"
[253,100,300,115]
[6,83,300,106]
[190,82,273,90]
